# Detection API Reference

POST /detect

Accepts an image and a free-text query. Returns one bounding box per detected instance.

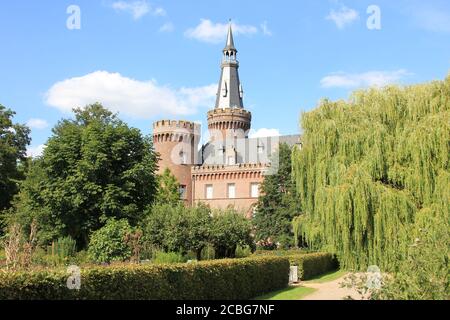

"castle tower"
[207,23,252,146]
[152,120,201,205]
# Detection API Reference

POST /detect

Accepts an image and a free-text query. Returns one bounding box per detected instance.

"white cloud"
[260,21,272,36]
[26,118,49,130]
[111,1,165,20]
[185,19,258,44]
[320,70,411,88]
[159,22,174,33]
[27,144,46,158]
[249,128,281,138]
[326,6,359,29]
[45,71,217,119]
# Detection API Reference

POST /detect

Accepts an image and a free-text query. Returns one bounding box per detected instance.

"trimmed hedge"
[252,251,338,280]
[287,253,338,280]
[0,256,289,300]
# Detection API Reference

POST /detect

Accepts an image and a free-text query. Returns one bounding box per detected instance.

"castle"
[153,24,300,216]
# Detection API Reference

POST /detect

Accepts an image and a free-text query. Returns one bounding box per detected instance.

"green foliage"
[252,251,337,280]
[0,256,289,300]
[144,204,252,260]
[52,236,77,260]
[253,143,301,248]
[155,168,181,206]
[0,104,31,213]
[143,203,211,259]
[210,207,254,259]
[376,201,449,300]
[10,104,158,247]
[87,219,133,263]
[152,251,187,264]
[292,77,450,275]
[286,253,338,280]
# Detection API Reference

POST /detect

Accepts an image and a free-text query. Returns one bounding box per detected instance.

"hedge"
[287,253,338,280]
[0,256,289,300]
[252,251,338,280]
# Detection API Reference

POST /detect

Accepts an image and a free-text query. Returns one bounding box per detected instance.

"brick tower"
[152,120,200,205]
[207,22,252,165]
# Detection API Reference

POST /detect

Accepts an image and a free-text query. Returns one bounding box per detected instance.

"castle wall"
[192,163,268,217]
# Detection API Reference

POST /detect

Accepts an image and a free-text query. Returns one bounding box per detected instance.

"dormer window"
[222,81,228,97]
[257,144,265,154]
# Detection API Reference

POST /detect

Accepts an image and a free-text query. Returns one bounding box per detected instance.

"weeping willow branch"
[292,75,450,271]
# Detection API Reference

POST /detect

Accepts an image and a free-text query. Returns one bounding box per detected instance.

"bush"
[152,251,186,264]
[0,256,289,300]
[252,251,338,280]
[253,248,310,256]
[87,219,133,263]
[287,253,338,280]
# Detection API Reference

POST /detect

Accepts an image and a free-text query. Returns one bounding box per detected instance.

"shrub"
[87,219,132,263]
[0,256,289,300]
[252,251,338,280]
[253,248,310,256]
[152,251,186,264]
[287,253,338,280]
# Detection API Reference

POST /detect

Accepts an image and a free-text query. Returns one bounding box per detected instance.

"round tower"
[208,22,252,143]
[152,120,200,205]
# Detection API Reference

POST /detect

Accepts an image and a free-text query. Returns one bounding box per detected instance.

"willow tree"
[292,75,450,272]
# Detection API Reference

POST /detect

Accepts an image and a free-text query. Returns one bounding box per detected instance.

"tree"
[143,203,211,260]
[292,75,450,272]
[253,143,301,248]
[185,204,212,260]
[210,208,254,259]
[11,104,158,247]
[87,219,133,263]
[0,104,31,212]
[155,168,181,206]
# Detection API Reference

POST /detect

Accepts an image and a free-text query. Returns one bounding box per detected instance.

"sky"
[1,0,449,157]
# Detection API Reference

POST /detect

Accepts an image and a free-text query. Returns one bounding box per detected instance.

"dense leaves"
[144,204,253,259]
[0,256,289,300]
[292,75,450,280]
[253,143,301,248]
[155,168,181,205]
[210,208,254,259]
[0,104,30,212]
[87,219,133,263]
[11,104,158,247]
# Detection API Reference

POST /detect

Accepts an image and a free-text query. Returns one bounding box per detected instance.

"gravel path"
[299,274,365,300]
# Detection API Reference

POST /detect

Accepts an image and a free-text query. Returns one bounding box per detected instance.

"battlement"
[192,162,269,173]
[207,108,251,118]
[153,120,199,130]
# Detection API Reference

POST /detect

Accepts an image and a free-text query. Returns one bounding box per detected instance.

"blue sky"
[1,0,449,156]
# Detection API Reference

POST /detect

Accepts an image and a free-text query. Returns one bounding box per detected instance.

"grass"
[254,269,347,300]
[254,286,317,300]
[303,269,346,284]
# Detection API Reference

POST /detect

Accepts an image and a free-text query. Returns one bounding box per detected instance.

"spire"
[214,20,243,109]
[224,21,236,52]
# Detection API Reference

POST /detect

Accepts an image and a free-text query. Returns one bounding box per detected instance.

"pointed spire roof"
[223,21,236,52]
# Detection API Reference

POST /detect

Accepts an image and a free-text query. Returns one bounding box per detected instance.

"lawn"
[254,286,317,300]
[303,269,346,284]
[254,269,346,300]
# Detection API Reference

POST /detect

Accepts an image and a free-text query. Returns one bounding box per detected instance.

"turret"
[207,22,252,162]
[152,120,201,205]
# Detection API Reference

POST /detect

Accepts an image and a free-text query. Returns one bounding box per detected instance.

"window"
[179,185,187,200]
[228,183,236,199]
[228,156,235,165]
[179,151,187,165]
[205,185,213,199]
[257,144,265,154]
[251,183,259,198]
